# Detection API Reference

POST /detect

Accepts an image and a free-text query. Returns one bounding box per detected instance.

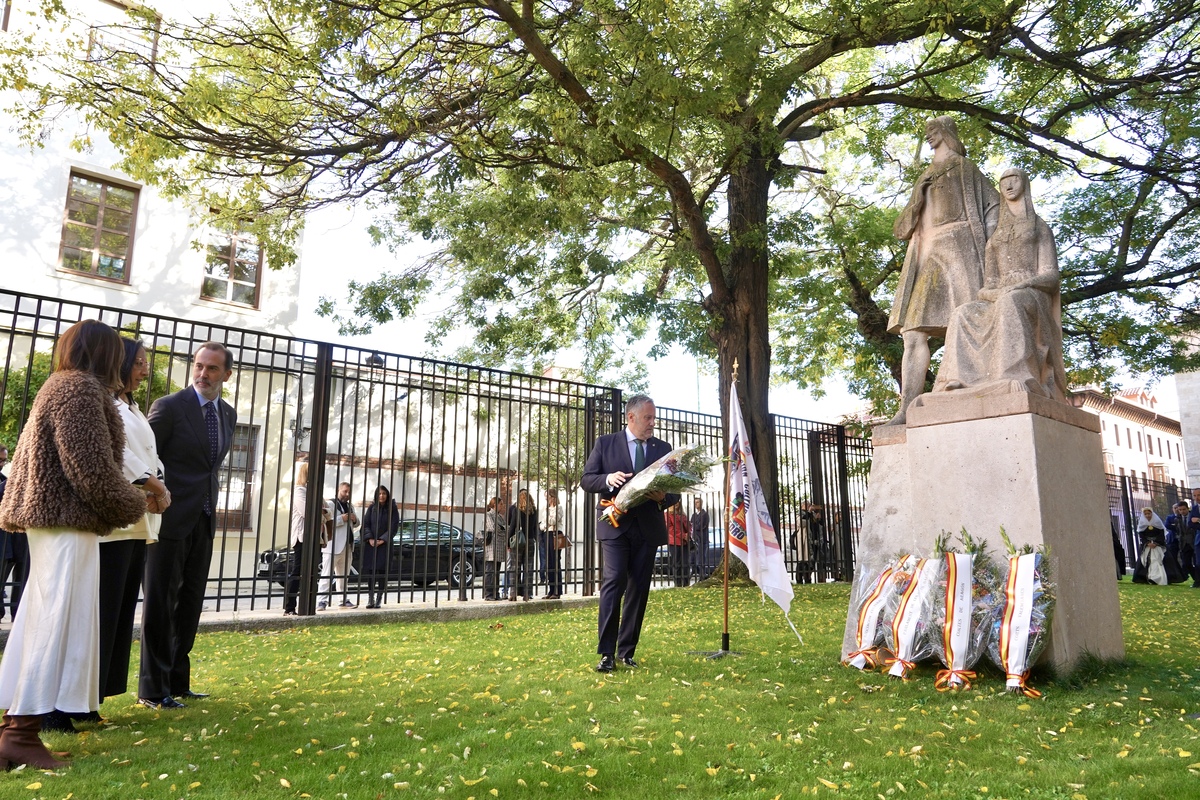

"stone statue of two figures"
[886,116,1068,426]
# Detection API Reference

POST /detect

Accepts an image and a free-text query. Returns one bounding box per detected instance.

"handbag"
[319,508,333,548]
[553,532,570,550]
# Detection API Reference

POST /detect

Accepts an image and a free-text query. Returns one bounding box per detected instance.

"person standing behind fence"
[801,502,829,583]
[0,319,146,769]
[1166,501,1196,587]
[360,485,399,609]
[139,341,236,710]
[283,462,310,616]
[482,496,506,601]
[665,501,691,587]
[1190,488,1200,589]
[0,443,28,624]
[318,482,358,610]
[689,498,710,580]
[507,489,537,602]
[541,489,566,599]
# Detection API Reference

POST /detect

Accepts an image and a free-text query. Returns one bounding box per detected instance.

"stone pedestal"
[843,391,1124,673]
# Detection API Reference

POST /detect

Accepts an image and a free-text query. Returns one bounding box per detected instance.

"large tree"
[6,0,1200,506]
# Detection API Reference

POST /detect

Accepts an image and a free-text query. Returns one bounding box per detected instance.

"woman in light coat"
[482,496,507,600]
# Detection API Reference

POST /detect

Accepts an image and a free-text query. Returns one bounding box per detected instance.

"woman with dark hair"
[540,489,566,599]
[99,340,169,705]
[482,496,507,601]
[506,489,537,602]
[360,485,399,609]
[0,320,147,768]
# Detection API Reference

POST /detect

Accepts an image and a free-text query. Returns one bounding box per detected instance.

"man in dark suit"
[581,394,677,672]
[1190,488,1200,589]
[139,342,236,709]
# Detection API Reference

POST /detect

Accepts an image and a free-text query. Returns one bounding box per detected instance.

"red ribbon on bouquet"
[935,669,977,691]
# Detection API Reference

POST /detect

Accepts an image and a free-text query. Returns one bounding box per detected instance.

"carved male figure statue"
[931,168,1068,400]
[888,116,1000,424]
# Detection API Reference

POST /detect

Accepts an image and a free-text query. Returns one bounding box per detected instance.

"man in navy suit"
[139,342,237,708]
[581,395,678,672]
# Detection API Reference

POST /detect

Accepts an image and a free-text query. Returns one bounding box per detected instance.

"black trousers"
[597,530,656,658]
[0,529,29,619]
[284,541,305,613]
[98,538,147,700]
[140,515,213,699]
[365,572,387,605]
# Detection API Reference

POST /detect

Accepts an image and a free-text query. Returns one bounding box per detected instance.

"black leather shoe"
[595,655,615,673]
[179,690,209,700]
[620,656,639,668]
[138,696,186,710]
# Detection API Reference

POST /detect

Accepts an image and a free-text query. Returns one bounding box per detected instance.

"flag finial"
[732,358,739,384]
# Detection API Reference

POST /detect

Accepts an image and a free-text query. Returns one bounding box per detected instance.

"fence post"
[299,342,334,615]
[1119,474,1135,572]
[835,424,854,582]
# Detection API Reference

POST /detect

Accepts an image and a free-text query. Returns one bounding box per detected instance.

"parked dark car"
[258,520,483,589]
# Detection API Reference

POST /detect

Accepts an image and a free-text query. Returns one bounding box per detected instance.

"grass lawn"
[11,580,1200,799]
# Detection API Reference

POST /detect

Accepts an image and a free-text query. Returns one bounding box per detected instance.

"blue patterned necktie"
[203,401,219,514]
[634,439,645,471]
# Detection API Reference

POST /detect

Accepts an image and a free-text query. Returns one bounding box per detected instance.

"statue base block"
[845,391,1124,673]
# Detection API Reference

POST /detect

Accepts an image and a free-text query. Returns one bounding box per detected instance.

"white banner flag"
[727,382,797,628]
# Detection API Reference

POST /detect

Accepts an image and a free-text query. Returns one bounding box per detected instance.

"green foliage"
[0,351,52,448]
[6,0,1200,413]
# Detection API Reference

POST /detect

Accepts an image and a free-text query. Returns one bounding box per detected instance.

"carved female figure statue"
[932,168,1068,400]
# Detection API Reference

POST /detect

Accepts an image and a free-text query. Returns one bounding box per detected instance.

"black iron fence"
[0,289,873,617]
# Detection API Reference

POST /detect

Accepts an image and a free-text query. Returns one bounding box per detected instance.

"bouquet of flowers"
[987,527,1055,697]
[880,553,937,679]
[842,553,910,670]
[929,529,1003,690]
[599,443,719,526]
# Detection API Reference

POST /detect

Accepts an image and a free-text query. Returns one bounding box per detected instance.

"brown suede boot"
[0,714,69,770]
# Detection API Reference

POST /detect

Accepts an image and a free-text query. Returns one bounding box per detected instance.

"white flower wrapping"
[599,443,719,526]
[929,547,1003,689]
[880,554,938,678]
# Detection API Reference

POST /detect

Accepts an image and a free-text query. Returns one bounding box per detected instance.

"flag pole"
[722,360,736,653]
[690,359,741,659]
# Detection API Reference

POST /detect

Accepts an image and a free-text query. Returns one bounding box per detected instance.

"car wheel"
[450,558,475,588]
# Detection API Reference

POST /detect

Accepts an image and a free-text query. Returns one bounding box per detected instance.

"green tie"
[634,439,645,471]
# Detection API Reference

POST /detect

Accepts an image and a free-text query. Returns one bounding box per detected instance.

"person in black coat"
[0,443,27,623]
[506,489,538,602]
[580,394,676,672]
[139,342,237,709]
[360,485,399,609]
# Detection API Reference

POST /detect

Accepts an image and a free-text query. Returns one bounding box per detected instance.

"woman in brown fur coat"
[0,320,147,769]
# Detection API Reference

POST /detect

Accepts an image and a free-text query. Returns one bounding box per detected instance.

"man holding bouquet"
[582,394,678,673]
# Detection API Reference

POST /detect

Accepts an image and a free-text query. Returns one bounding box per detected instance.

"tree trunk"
[713,137,777,536]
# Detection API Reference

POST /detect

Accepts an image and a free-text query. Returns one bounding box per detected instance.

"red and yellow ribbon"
[882,655,916,678]
[935,669,977,691]
[843,648,880,669]
[1006,671,1042,698]
[599,499,625,526]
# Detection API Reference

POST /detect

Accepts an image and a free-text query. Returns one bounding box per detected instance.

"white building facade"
[0,0,302,332]
[1070,387,1190,493]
